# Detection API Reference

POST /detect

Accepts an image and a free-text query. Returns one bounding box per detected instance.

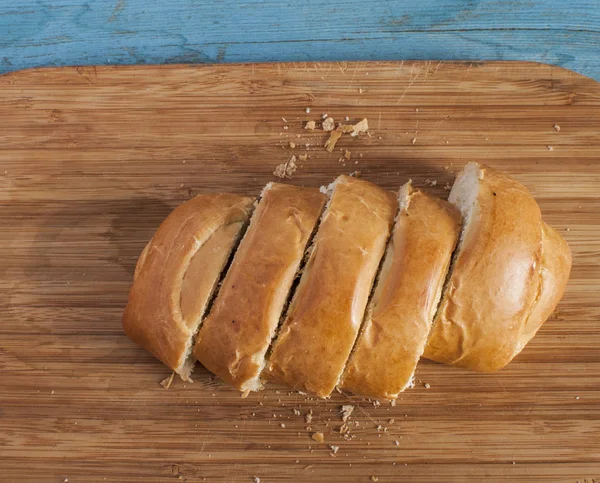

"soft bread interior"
[177,221,247,380]
[443,162,482,290]
[448,162,481,225]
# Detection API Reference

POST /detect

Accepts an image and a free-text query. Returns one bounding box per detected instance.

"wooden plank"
[0,1,599,80]
[0,61,599,482]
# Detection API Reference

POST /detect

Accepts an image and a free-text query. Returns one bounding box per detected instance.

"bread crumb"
[322,113,328,119]
[390,399,396,407]
[329,444,340,455]
[273,155,298,179]
[359,88,363,94]
[575,396,580,400]
[280,423,286,428]
[372,400,381,408]
[283,125,289,130]
[553,124,560,131]
[371,477,379,482]
[293,409,301,416]
[325,130,343,152]
[424,382,431,389]
[341,405,354,422]
[424,179,437,187]
[322,117,335,132]
[289,141,296,149]
[345,116,350,121]
[311,432,325,443]
[305,410,313,424]
[304,121,316,130]
[160,372,175,389]
[254,477,261,483]
[547,145,553,151]
[389,418,395,424]
[411,138,417,144]
[344,150,351,160]
[352,118,369,133]
[298,154,308,162]
[444,182,452,190]
[305,107,311,113]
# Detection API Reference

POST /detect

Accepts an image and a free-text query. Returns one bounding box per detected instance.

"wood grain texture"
[0,61,599,482]
[0,1,599,80]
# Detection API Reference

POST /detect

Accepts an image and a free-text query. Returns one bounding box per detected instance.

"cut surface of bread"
[194,183,326,392]
[265,175,397,398]
[424,162,545,372]
[122,193,254,380]
[340,182,461,399]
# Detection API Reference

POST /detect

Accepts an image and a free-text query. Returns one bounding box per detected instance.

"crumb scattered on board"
[424,179,437,187]
[325,118,369,152]
[322,117,335,132]
[160,372,175,389]
[553,124,560,131]
[274,114,371,178]
[311,432,325,443]
[273,155,298,179]
[305,410,313,424]
[341,405,354,422]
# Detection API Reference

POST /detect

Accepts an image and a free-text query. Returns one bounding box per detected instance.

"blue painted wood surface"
[1,0,599,80]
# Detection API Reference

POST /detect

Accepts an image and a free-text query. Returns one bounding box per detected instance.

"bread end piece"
[424,162,546,372]
[122,193,254,380]
[513,222,572,357]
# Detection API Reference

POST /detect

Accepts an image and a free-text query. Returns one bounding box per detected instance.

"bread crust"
[122,193,254,380]
[512,222,572,357]
[194,184,326,391]
[265,175,397,397]
[340,183,461,399]
[424,163,544,372]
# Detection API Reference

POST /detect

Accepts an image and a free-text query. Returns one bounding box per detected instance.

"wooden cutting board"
[1,61,599,483]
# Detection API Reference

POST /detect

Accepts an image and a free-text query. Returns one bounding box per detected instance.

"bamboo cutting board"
[1,62,599,483]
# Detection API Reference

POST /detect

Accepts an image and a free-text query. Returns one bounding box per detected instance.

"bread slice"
[265,175,397,398]
[193,183,326,392]
[122,193,254,381]
[424,162,546,372]
[340,181,461,399]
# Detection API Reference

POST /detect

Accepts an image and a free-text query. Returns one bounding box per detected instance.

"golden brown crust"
[122,193,254,379]
[194,184,326,391]
[512,222,572,357]
[424,163,544,372]
[340,183,461,399]
[265,176,397,397]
